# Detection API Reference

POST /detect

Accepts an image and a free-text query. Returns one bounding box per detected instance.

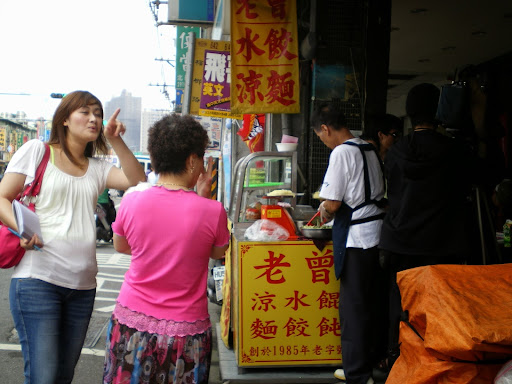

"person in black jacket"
[379,83,473,370]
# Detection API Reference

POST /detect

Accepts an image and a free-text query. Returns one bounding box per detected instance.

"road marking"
[0,344,105,357]
[0,252,129,352]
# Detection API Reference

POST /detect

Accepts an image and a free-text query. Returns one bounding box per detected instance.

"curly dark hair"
[148,114,209,174]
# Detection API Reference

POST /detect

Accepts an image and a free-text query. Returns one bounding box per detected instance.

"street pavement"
[0,241,224,384]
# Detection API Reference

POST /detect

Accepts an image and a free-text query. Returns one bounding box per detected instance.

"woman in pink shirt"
[103,114,230,384]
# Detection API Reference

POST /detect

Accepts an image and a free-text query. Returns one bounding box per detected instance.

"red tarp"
[387,264,512,383]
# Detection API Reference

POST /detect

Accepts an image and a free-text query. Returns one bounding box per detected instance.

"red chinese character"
[236,70,264,105]
[236,27,265,62]
[300,345,310,355]
[249,346,259,357]
[325,344,336,355]
[283,317,311,337]
[264,28,297,60]
[235,0,258,19]
[268,0,287,19]
[284,290,311,311]
[317,317,341,337]
[265,70,296,106]
[261,346,272,356]
[250,318,278,339]
[317,290,339,310]
[313,345,323,355]
[251,291,277,312]
[254,251,290,284]
[305,249,334,284]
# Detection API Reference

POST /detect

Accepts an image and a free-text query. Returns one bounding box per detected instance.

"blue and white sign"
[168,0,214,26]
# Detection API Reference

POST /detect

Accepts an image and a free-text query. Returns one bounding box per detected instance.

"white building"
[140,109,170,154]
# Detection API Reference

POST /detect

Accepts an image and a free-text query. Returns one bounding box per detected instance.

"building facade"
[140,109,170,154]
[104,90,142,152]
[0,115,38,173]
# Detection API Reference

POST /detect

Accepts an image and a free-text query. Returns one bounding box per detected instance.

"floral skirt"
[103,316,212,384]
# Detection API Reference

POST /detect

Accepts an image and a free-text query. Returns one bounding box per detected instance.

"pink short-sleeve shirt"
[113,186,230,323]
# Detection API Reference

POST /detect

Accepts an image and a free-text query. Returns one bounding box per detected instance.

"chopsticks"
[306,211,321,227]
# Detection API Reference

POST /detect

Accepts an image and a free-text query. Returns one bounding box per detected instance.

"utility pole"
[155,58,175,67]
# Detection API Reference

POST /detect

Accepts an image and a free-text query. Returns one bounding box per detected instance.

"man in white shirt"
[312,103,387,384]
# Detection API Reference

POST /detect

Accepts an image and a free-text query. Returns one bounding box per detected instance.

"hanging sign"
[230,0,300,114]
[167,0,214,26]
[176,26,200,90]
[0,128,6,151]
[190,39,242,119]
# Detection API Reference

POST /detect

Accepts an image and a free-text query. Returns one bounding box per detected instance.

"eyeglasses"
[389,132,401,138]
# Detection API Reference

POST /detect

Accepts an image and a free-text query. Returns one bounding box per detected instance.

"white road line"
[0,344,105,356]
[0,252,128,353]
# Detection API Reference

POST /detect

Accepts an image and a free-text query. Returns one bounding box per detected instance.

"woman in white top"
[0,90,146,384]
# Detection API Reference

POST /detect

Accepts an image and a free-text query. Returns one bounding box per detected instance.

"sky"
[0,0,177,121]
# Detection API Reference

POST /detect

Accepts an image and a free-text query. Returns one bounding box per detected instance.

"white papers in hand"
[12,200,44,242]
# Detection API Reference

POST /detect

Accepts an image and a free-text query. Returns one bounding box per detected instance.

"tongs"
[305,211,327,227]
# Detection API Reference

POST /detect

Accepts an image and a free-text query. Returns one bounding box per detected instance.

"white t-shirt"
[6,140,113,289]
[319,138,384,249]
[147,171,159,186]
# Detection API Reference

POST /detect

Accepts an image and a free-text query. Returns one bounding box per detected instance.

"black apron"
[332,141,385,279]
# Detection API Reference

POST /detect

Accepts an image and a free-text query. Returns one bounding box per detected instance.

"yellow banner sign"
[236,241,341,366]
[231,0,300,114]
[0,127,6,151]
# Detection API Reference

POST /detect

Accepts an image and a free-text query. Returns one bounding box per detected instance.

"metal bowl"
[301,227,332,240]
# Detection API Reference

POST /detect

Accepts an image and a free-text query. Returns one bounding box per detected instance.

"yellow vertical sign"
[0,127,6,151]
[236,241,341,367]
[10,132,17,152]
[231,0,300,114]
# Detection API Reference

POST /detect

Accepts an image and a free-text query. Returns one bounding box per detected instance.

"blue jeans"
[10,278,96,384]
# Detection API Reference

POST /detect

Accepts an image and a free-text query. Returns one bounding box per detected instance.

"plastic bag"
[244,219,289,241]
[495,360,512,384]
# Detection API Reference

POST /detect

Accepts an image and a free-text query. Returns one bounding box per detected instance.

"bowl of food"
[301,224,333,239]
[276,143,298,152]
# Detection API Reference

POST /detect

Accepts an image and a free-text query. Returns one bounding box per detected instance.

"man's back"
[380,129,471,257]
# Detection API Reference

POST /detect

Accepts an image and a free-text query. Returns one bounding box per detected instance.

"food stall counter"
[220,151,341,368]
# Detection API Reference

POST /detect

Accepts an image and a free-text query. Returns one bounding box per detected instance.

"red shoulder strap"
[22,143,50,198]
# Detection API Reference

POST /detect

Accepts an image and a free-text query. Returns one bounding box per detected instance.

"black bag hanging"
[436,82,474,131]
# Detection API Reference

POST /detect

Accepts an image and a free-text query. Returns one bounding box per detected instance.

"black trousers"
[339,246,388,384]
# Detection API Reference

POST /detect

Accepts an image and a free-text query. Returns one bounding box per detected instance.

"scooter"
[95,203,113,242]
[207,258,225,306]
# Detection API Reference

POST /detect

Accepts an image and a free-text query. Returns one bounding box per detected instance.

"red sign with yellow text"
[231,0,300,114]
[236,241,341,367]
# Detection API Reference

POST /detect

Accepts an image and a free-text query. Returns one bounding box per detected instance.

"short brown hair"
[48,90,108,165]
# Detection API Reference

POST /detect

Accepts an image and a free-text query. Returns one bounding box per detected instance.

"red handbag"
[0,143,50,268]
